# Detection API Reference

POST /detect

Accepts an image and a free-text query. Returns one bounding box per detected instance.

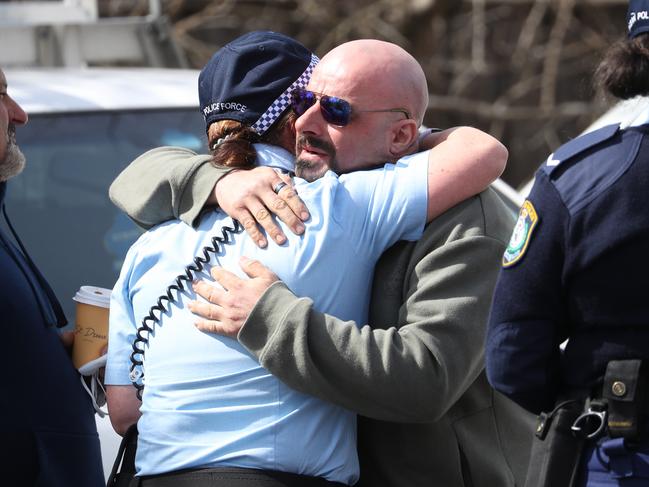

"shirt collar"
[253,143,295,174]
[621,97,649,129]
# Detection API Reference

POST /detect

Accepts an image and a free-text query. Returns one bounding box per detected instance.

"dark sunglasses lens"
[291,89,316,116]
[320,96,351,126]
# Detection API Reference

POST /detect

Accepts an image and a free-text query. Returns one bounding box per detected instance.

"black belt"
[132,467,348,487]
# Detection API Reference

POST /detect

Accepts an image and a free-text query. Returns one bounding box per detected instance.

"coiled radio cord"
[129,219,244,400]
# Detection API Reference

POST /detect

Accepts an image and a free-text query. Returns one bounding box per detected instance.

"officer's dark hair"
[207,109,296,169]
[595,32,649,99]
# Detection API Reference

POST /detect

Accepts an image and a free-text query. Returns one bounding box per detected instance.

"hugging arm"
[189,128,509,419]
[109,146,309,246]
[110,128,504,240]
[109,147,228,230]
[235,196,510,422]
[422,126,507,221]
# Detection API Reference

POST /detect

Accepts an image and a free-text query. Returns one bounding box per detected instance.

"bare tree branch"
[541,0,576,108]
[154,0,627,185]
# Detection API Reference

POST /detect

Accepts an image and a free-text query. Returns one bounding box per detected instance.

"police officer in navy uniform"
[486,1,649,485]
[0,67,104,486]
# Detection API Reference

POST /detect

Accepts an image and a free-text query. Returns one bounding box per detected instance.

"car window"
[3,108,207,322]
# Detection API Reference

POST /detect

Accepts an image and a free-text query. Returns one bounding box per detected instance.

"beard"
[0,125,26,182]
[294,158,329,183]
[294,134,338,182]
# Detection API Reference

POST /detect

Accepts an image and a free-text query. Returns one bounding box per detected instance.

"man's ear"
[388,119,419,159]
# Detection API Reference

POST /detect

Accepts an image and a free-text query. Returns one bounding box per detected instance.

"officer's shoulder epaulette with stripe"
[540,123,620,176]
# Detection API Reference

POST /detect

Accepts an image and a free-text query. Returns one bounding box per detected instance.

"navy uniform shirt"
[0,181,104,486]
[486,123,649,415]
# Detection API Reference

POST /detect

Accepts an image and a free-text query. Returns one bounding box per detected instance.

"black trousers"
[131,467,348,487]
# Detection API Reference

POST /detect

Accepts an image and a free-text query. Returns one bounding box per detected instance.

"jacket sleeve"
[485,173,569,414]
[109,146,232,229]
[238,194,511,423]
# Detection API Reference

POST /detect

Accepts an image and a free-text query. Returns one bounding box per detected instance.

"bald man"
[293,40,429,181]
[111,39,534,487]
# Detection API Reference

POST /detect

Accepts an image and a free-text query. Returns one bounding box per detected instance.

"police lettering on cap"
[628,0,649,38]
[199,31,319,135]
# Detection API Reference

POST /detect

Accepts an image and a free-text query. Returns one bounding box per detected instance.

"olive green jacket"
[109,147,231,230]
[109,148,534,487]
[240,190,534,487]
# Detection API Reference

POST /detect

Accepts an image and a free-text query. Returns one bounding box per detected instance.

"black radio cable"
[129,219,244,400]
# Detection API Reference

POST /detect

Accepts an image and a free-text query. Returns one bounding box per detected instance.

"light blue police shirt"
[106,144,429,484]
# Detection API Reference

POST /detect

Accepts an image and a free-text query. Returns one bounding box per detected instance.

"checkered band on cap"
[251,54,319,135]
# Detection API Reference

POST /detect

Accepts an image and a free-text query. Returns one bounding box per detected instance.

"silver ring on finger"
[272,181,288,195]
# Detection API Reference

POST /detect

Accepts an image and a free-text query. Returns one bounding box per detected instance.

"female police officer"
[486,1,649,485]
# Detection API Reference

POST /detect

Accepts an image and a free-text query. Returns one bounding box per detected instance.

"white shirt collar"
[621,97,649,128]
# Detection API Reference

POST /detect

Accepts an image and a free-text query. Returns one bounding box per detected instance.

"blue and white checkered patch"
[251,54,319,135]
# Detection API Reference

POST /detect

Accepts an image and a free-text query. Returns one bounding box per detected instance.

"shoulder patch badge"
[503,200,538,268]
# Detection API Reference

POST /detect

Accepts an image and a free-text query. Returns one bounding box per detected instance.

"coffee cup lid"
[73,286,111,308]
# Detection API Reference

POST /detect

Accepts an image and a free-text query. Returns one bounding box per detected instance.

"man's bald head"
[294,40,428,181]
[320,40,428,125]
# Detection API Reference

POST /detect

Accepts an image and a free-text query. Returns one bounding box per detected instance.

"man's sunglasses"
[290,88,411,127]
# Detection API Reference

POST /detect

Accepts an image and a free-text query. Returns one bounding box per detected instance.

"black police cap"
[198,31,318,135]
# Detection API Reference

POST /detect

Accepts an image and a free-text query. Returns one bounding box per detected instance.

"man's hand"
[189,256,279,337]
[214,167,310,248]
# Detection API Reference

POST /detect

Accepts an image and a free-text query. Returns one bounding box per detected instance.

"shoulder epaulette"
[540,123,620,175]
